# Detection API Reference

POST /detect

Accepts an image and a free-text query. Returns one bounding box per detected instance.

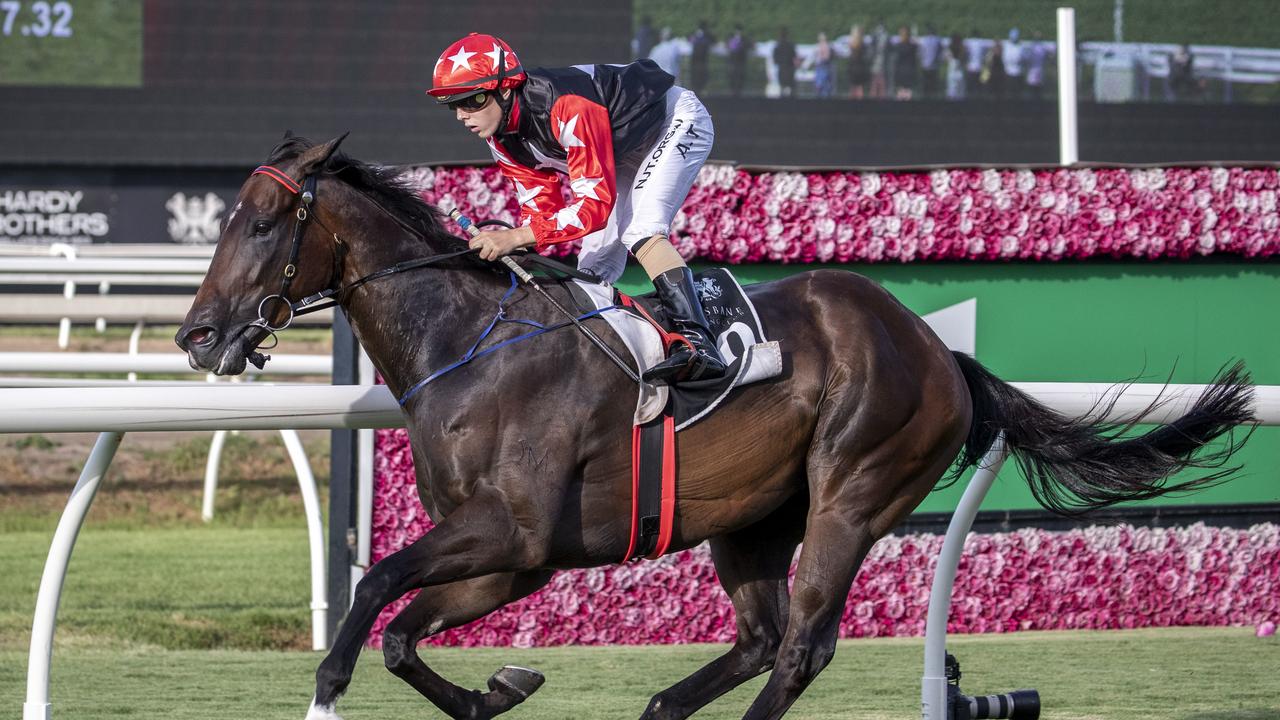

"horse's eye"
[253,220,273,236]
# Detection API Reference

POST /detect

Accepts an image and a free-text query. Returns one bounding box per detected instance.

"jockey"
[427,32,727,385]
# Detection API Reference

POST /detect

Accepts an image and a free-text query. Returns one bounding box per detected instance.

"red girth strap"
[253,165,301,194]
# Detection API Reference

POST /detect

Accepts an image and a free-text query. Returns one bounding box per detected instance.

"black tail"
[949,353,1257,517]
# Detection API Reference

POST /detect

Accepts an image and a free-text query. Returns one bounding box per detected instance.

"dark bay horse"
[176,136,1255,720]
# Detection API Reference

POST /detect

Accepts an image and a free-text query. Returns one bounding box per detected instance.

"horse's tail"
[948,352,1256,517]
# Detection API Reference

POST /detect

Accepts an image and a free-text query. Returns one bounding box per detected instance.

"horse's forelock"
[265,135,318,166]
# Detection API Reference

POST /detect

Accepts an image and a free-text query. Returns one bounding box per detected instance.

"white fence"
[4,382,1279,720]
[0,248,330,348]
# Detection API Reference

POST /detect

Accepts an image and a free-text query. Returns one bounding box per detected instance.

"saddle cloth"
[571,267,782,431]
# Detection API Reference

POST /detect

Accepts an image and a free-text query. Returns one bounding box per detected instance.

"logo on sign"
[166,192,225,244]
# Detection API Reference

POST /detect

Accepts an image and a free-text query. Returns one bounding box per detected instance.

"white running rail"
[3,382,1277,720]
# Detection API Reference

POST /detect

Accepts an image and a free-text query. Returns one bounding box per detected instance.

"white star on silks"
[570,176,604,200]
[557,115,585,148]
[447,47,476,73]
[513,179,540,210]
[554,200,586,231]
[484,43,504,68]
[486,139,518,166]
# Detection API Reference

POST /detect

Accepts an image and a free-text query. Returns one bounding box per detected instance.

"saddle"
[546,261,782,562]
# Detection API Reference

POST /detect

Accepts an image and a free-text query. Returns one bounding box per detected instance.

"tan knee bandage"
[633,235,687,280]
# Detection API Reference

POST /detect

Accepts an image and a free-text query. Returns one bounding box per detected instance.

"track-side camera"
[946,652,1040,720]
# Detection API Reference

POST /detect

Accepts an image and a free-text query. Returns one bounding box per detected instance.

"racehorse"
[176,135,1255,720]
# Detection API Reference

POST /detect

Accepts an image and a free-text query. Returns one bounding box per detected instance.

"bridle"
[242,164,477,365]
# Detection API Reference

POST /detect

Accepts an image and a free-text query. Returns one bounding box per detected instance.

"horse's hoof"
[486,665,545,703]
[304,696,344,720]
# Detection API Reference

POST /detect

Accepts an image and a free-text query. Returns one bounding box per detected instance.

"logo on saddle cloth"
[695,276,723,301]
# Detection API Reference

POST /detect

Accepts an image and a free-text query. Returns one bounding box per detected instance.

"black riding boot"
[641,267,728,385]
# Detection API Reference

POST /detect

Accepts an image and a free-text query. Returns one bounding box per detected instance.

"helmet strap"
[494,46,516,134]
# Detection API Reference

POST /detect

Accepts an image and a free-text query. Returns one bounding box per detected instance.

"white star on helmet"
[447,47,476,73]
[484,43,504,68]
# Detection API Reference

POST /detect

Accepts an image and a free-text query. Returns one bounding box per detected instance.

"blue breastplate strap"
[398,272,619,406]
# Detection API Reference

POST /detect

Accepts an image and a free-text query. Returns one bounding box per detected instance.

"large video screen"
[0,0,141,87]
[0,0,633,167]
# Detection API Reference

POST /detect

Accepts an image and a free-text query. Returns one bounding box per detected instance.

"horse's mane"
[266,136,480,261]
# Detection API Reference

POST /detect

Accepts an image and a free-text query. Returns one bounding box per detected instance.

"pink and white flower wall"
[367,163,1280,647]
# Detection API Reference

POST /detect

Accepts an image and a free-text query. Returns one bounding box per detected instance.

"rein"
[244,164,640,388]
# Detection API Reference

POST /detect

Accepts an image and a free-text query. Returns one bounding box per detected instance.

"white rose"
[981,169,1001,193]
[930,170,950,196]
[1077,168,1096,192]
[861,172,881,196]
[816,217,836,238]
[1211,167,1229,192]
[1015,170,1035,192]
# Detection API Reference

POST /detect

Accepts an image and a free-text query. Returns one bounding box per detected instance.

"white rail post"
[24,432,124,720]
[921,434,1009,720]
[1057,7,1079,166]
[201,431,229,522]
[280,429,329,651]
[126,320,145,383]
[356,348,377,570]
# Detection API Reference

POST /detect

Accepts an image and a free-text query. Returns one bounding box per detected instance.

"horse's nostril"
[186,327,216,347]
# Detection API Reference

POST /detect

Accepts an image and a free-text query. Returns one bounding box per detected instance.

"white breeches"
[576,86,714,283]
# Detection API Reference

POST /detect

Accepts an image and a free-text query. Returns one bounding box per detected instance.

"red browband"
[253,165,301,194]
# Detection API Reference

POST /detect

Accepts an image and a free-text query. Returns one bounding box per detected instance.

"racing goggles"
[447,91,491,113]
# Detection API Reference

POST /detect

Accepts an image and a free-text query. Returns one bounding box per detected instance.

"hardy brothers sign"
[0,189,110,244]
[0,184,237,246]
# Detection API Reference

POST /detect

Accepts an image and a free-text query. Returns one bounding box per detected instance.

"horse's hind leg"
[738,507,877,720]
[640,496,805,720]
[739,441,958,720]
[382,570,554,720]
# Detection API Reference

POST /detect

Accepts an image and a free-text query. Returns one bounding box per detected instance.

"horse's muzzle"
[175,322,253,375]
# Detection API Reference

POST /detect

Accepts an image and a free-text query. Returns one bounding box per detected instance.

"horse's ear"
[282,129,295,140]
[294,132,350,177]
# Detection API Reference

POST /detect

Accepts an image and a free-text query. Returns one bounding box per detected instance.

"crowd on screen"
[633,18,1210,103]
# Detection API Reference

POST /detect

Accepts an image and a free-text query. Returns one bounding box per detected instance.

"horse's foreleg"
[640,499,804,720]
[383,570,554,720]
[308,487,548,719]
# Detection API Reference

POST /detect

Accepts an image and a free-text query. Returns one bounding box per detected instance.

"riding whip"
[448,209,641,384]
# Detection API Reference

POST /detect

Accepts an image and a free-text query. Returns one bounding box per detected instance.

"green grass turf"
[3,527,1278,718]
[1,527,315,650]
[0,630,1277,719]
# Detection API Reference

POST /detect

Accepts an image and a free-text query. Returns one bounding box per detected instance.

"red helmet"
[427,33,526,103]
